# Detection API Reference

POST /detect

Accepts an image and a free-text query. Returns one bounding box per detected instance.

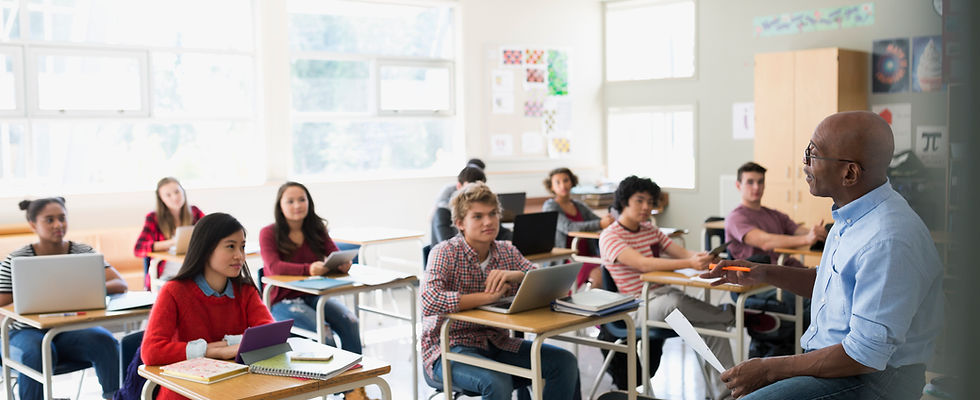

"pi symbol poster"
[914,125,946,168]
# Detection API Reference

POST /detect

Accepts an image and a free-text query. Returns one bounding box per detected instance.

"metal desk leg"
[316,296,329,344]
[410,285,418,400]
[624,315,637,400]
[2,317,13,400]
[640,282,651,397]
[439,319,453,396]
[795,295,803,355]
[530,337,545,400]
[140,379,157,400]
[734,293,749,364]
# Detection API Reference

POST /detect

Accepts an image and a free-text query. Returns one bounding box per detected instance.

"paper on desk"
[664,309,726,373]
[674,268,723,284]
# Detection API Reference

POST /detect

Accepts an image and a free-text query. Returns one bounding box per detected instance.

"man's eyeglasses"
[803,142,865,171]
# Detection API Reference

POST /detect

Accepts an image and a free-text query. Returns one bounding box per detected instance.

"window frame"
[606,103,699,191]
[603,0,698,83]
[0,45,24,117]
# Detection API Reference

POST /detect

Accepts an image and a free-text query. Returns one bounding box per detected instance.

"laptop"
[511,211,558,255]
[497,192,527,223]
[169,225,195,255]
[106,291,157,311]
[478,262,581,314]
[323,249,359,274]
[235,319,294,364]
[12,253,107,314]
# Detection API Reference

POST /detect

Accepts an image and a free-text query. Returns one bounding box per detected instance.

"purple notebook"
[235,319,294,364]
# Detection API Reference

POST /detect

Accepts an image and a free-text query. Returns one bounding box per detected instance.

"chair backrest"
[256,267,265,292]
[704,216,725,252]
[600,265,619,293]
[422,244,433,270]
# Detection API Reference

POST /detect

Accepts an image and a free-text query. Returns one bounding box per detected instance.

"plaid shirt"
[420,235,536,379]
[133,206,205,258]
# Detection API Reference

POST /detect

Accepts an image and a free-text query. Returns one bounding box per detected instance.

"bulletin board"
[485,45,572,160]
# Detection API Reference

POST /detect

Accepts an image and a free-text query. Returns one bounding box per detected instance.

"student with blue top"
[0,197,128,400]
[703,111,944,400]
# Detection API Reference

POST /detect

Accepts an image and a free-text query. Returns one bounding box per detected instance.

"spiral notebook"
[246,337,361,380]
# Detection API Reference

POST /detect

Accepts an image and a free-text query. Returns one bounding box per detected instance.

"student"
[704,111,943,399]
[726,162,827,266]
[133,177,205,289]
[140,213,273,400]
[431,166,512,244]
[421,182,581,400]
[598,176,778,399]
[433,158,485,209]
[541,167,614,288]
[259,182,362,353]
[0,197,127,400]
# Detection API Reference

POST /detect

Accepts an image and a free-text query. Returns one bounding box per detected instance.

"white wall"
[0,0,606,249]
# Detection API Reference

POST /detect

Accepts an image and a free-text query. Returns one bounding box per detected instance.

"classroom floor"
[18,286,713,400]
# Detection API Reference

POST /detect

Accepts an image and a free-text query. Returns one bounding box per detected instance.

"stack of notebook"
[160,358,249,384]
[551,288,640,316]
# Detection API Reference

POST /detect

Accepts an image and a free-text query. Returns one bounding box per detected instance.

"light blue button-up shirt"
[194,274,235,298]
[801,181,943,370]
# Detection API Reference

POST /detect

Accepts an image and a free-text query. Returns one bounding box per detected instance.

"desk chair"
[588,266,678,399]
[420,244,531,400]
[702,217,725,252]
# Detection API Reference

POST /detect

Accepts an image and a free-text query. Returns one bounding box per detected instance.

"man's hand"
[308,261,328,276]
[687,251,713,270]
[485,270,524,294]
[722,358,776,398]
[699,260,766,286]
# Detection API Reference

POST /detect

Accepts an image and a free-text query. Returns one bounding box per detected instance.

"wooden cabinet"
[754,47,868,224]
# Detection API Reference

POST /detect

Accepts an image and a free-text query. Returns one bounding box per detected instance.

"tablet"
[235,319,293,364]
[323,249,359,273]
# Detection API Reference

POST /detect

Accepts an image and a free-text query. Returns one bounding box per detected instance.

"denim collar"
[194,274,235,298]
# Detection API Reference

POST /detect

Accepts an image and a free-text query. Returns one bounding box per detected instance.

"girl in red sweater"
[141,213,273,400]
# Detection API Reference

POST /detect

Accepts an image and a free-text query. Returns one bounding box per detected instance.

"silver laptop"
[169,225,195,255]
[106,291,156,311]
[12,253,107,314]
[478,262,581,314]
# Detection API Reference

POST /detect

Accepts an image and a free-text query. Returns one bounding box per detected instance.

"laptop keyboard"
[488,296,515,308]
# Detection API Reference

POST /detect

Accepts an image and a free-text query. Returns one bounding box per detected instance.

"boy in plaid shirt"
[420,182,581,400]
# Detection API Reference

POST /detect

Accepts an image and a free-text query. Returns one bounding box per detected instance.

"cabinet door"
[761,181,797,220]
[794,48,840,225]
[754,52,796,186]
[794,181,835,225]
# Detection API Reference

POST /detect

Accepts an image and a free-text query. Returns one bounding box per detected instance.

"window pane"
[606,0,695,80]
[27,0,252,50]
[0,123,27,182]
[291,59,370,113]
[153,53,254,117]
[36,53,142,111]
[293,119,454,175]
[380,65,450,111]
[27,121,262,192]
[288,0,454,59]
[0,53,16,110]
[1,2,20,40]
[607,108,695,189]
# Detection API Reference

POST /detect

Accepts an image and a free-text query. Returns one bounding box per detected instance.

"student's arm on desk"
[105,265,128,294]
[743,229,812,251]
[616,243,712,273]
[722,344,876,398]
[702,260,815,298]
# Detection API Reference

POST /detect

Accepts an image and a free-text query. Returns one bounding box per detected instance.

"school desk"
[0,305,150,400]
[139,338,392,400]
[638,271,805,397]
[261,265,419,400]
[328,227,425,269]
[523,247,576,265]
[773,246,823,266]
[440,307,638,400]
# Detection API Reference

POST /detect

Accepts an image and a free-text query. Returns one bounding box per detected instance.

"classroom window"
[288,0,458,179]
[607,106,696,189]
[605,0,696,81]
[0,0,261,193]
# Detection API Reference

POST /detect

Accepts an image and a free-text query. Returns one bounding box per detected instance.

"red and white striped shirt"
[599,221,673,296]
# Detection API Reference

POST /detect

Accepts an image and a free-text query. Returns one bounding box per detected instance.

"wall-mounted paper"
[915,125,947,168]
[872,103,912,153]
[664,309,726,373]
[911,36,943,92]
[522,132,545,154]
[732,102,754,140]
[492,93,514,114]
[490,134,514,157]
[491,69,515,92]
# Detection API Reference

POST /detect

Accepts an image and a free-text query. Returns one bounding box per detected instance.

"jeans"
[270,294,362,353]
[431,341,581,400]
[744,363,926,400]
[9,327,120,400]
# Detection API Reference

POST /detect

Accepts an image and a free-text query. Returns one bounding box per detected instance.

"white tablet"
[323,249,358,273]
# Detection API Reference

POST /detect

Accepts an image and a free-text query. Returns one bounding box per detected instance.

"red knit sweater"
[258,224,340,304]
[141,278,273,400]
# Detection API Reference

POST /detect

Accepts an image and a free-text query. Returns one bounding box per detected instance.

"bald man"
[702,111,943,399]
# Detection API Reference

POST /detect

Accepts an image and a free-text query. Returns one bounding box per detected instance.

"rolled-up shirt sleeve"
[842,240,929,370]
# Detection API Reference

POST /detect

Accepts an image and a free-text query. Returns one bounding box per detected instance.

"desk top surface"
[640,271,767,293]
[703,220,725,230]
[263,265,418,295]
[139,358,390,400]
[568,227,686,241]
[524,248,576,262]
[0,305,149,330]
[773,246,823,258]
[328,227,424,245]
[447,306,627,334]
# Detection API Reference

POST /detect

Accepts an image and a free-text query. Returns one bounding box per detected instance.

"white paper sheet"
[664,309,726,373]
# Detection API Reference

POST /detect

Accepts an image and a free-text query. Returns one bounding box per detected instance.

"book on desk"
[245,337,362,380]
[552,289,640,317]
[160,357,249,384]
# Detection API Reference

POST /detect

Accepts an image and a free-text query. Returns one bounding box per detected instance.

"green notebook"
[249,350,361,380]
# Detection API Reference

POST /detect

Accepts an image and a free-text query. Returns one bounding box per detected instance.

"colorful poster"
[548,136,571,158]
[873,38,909,93]
[522,131,545,154]
[547,49,568,96]
[753,2,873,37]
[911,36,943,92]
[492,92,514,114]
[525,49,546,65]
[491,69,514,92]
[524,100,544,117]
[490,134,514,157]
[872,103,912,153]
[501,48,523,66]
[915,125,946,168]
[732,102,755,140]
[524,67,547,89]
